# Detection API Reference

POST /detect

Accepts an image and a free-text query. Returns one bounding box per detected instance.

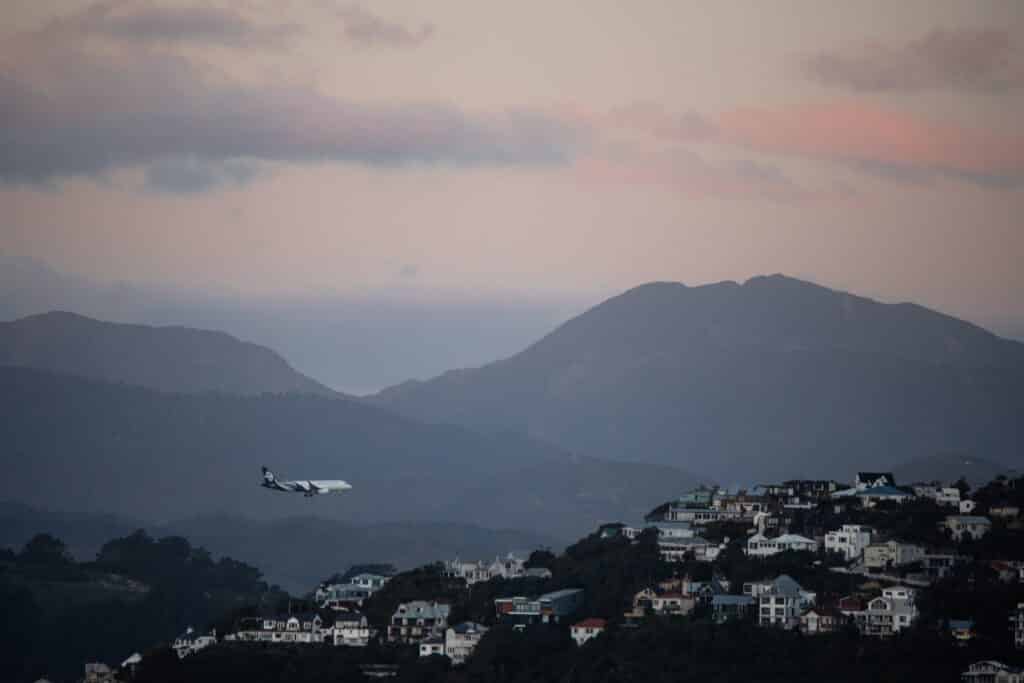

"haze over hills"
[0,311,336,396]
[0,366,697,543]
[372,275,1024,482]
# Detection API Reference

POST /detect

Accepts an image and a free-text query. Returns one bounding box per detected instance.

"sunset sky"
[3,1,1024,390]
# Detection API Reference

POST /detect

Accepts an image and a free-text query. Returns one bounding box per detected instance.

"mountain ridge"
[371,274,1024,482]
[0,310,338,396]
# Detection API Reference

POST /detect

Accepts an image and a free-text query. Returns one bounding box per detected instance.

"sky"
[3,1,1024,391]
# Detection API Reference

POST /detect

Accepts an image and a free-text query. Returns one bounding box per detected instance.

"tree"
[19,533,71,565]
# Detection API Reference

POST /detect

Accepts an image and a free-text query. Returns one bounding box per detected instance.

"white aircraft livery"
[261,466,353,497]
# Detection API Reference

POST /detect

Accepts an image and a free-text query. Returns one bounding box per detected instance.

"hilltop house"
[941,515,992,542]
[961,661,1024,683]
[495,588,584,626]
[747,575,816,629]
[746,533,818,557]
[824,525,873,561]
[317,573,390,609]
[863,541,925,570]
[172,627,216,658]
[443,554,526,585]
[230,614,327,644]
[333,610,371,647]
[445,622,488,665]
[571,618,607,646]
[388,601,451,643]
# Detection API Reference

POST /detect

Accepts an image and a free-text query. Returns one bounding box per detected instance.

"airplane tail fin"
[262,466,275,483]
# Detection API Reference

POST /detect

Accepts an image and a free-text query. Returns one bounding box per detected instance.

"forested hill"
[372,275,1024,482]
[0,311,336,396]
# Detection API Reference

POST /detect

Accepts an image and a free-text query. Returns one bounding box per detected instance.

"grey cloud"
[43,1,301,49]
[804,28,1024,93]
[144,157,263,194]
[336,4,434,48]
[0,48,583,189]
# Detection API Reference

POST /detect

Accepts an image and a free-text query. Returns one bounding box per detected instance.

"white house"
[445,622,488,665]
[961,661,1024,683]
[746,533,818,557]
[850,586,918,637]
[824,525,873,561]
[942,515,992,542]
[172,627,216,658]
[570,618,607,646]
[230,614,327,644]
[332,610,371,647]
[751,575,816,629]
[863,541,925,570]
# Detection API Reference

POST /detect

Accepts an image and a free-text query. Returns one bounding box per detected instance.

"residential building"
[630,587,696,617]
[711,595,755,623]
[746,533,818,557]
[857,486,913,508]
[172,627,216,658]
[445,622,488,665]
[800,607,846,634]
[850,586,918,637]
[942,515,992,542]
[659,536,724,563]
[856,472,896,490]
[752,575,816,629]
[317,573,390,609]
[961,661,1024,683]
[494,588,584,625]
[443,554,525,585]
[863,541,925,570]
[824,524,873,561]
[1011,603,1024,650]
[419,638,445,658]
[84,663,115,683]
[912,484,961,507]
[571,618,607,646]
[388,601,451,643]
[333,610,371,647]
[230,614,328,644]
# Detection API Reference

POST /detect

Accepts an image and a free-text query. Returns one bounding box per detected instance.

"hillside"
[372,275,1024,482]
[0,311,335,396]
[0,367,696,542]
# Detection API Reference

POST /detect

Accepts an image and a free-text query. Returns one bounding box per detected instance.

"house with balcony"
[445,622,488,665]
[746,533,818,557]
[824,524,873,561]
[388,601,451,643]
[750,575,816,629]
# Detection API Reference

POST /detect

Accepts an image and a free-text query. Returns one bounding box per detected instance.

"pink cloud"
[717,102,1024,181]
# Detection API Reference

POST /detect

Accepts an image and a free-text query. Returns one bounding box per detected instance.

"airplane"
[261,466,353,497]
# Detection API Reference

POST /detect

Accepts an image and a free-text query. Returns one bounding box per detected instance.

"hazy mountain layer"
[0,367,696,542]
[372,275,1024,482]
[0,311,336,396]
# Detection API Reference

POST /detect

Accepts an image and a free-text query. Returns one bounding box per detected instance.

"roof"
[573,618,607,629]
[857,486,908,497]
[711,595,754,606]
